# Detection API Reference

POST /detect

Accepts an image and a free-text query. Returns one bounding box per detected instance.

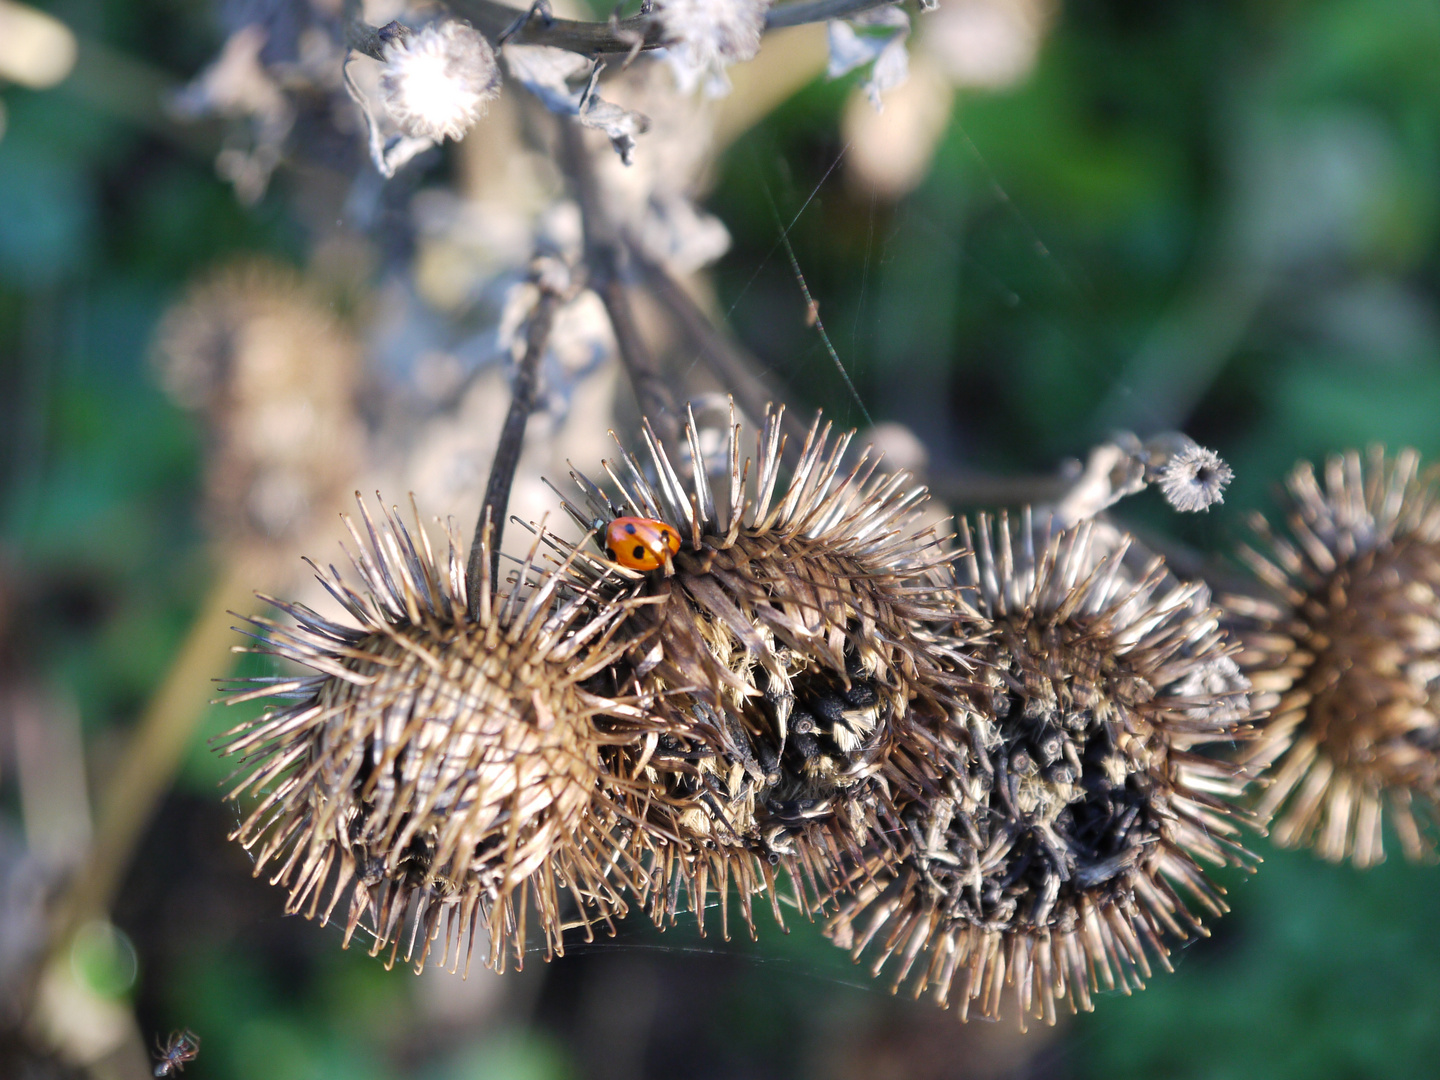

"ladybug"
[603,516,681,571]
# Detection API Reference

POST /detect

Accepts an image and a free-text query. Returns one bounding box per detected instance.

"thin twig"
[343,0,410,60]
[558,122,680,450]
[467,286,561,610]
[448,0,662,53]
[442,0,898,55]
[628,241,809,450]
[764,0,897,29]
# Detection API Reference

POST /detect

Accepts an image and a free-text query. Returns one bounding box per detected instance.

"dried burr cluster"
[831,513,1252,1022]
[1229,449,1440,867]
[217,400,1440,1024]
[551,411,966,932]
[225,502,648,973]
[152,259,362,552]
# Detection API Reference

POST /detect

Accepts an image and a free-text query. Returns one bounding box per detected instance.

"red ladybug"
[604,516,681,571]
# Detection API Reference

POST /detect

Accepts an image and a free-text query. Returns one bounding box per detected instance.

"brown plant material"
[1229,447,1440,866]
[152,258,363,552]
[219,496,650,973]
[557,404,968,937]
[829,511,1253,1025]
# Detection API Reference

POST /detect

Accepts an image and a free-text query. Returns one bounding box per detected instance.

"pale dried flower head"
[657,0,771,97]
[1050,431,1232,527]
[1157,444,1233,513]
[381,21,500,143]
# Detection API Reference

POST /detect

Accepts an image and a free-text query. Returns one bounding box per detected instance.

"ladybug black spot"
[625,522,637,535]
[632,544,646,560]
[606,546,617,560]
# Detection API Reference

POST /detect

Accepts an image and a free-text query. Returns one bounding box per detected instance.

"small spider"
[601,515,680,571]
[153,1029,200,1077]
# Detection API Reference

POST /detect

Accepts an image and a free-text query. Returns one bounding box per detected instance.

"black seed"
[842,682,877,708]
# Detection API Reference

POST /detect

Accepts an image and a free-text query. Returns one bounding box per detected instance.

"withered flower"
[829,512,1253,1024]
[655,0,770,97]
[220,497,644,972]
[380,21,500,144]
[152,259,362,554]
[1230,448,1440,866]
[1155,444,1233,514]
[559,407,965,935]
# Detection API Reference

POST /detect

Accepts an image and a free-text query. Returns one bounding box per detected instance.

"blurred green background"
[2,0,1440,1077]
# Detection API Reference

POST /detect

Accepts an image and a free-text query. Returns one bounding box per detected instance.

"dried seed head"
[1230,447,1440,866]
[1052,432,1232,527]
[380,21,500,143]
[829,512,1253,1024]
[558,405,966,934]
[1155,444,1233,513]
[220,497,640,973]
[152,259,362,551]
[656,0,770,96]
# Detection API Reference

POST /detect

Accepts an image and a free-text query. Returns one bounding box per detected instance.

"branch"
[628,241,809,451]
[559,122,680,450]
[448,0,662,54]
[467,285,560,610]
[765,0,897,29]
[343,0,411,60]
[441,0,901,56]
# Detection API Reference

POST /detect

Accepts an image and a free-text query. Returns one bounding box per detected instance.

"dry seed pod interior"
[219,496,647,973]
[829,511,1254,1025]
[557,406,970,936]
[1229,447,1440,866]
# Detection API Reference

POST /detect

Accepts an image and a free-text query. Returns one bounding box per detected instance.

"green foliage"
[1078,842,1440,1080]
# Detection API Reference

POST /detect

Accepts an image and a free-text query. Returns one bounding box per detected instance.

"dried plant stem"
[559,122,679,449]
[443,0,898,55]
[53,556,271,941]
[468,285,561,608]
[764,0,897,28]
[343,0,407,61]
[628,242,808,449]
[601,273,676,447]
